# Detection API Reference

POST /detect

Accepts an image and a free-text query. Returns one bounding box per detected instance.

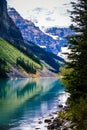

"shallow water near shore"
[0,77,68,130]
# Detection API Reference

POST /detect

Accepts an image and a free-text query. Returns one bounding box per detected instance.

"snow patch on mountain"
[57,46,71,61]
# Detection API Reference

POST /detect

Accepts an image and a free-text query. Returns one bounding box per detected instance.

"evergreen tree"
[61,0,87,129]
[0,58,8,78]
[64,0,87,101]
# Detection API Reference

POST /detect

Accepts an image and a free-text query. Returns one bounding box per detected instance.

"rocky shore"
[35,105,77,130]
[35,109,77,130]
[47,109,77,130]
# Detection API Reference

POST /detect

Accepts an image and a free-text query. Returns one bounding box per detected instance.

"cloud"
[32,7,45,13]
[7,0,73,27]
[45,10,54,15]
[45,17,55,21]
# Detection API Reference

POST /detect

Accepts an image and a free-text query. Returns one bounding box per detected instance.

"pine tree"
[64,0,87,102]
[61,0,87,128]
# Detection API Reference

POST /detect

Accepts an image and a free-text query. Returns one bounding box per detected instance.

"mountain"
[0,0,64,78]
[23,40,64,73]
[45,27,73,50]
[0,0,24,45]
[0,38,41,78]
[8,8,73,55]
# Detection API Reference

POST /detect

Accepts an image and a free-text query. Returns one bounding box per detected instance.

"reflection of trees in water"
[17,82,37,97]
[0,79,28,98]
[0,79,9,98]
[0,78,58,105]
[0,79,43,100]
[16,81,43,101]
[0,78,64,124]
[0,79,42,123]
[0,78,58,99]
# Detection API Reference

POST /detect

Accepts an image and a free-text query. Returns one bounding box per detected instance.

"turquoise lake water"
[0,78,68,130]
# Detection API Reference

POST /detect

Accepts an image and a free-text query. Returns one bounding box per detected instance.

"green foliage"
[69,97,87,130]
[0,58,9,78]
[65,0,87,100]
[59,110,72,121]
[16,57,36,74]
[15,43,42,66]
[0,38,41,68]
[0,38,41,77]
[58,111,66,119]
[60,0,87,129]
[59,67,73,88]
[23,40,64,72]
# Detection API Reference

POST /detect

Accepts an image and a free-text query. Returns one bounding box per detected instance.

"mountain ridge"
[0,0,24,45]
[0,0,64,78]
[8,8,73,55]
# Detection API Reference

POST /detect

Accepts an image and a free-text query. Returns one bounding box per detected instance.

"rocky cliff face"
[0,0,24,45]
[8,8,73,55]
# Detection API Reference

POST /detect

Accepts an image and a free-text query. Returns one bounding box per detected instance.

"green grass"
[0,38,41,69]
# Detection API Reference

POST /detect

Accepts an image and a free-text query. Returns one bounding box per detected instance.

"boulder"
[58,104,63,108]
[44,119,52,123]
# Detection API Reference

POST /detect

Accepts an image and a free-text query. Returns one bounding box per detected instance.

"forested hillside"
[0,39,42,78]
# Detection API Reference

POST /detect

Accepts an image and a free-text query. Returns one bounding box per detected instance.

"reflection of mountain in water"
[0,78,56,122]
[0,78,65,125]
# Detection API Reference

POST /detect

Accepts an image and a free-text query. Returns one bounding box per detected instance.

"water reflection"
[0,78,65,129]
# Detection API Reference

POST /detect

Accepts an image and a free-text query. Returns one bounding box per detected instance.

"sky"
[7,0,73,28]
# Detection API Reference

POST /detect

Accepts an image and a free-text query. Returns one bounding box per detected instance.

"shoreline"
[29,92,77,130]
[28,108,62,130]
[28,92,70,130]
[33,106,77,130]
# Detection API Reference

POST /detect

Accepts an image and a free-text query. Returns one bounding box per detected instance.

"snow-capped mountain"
[8,8,73,55]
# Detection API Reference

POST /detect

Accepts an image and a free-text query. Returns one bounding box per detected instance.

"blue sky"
[7,0,73,28]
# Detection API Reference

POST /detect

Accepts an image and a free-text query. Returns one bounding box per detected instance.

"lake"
[0,78,68,130]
